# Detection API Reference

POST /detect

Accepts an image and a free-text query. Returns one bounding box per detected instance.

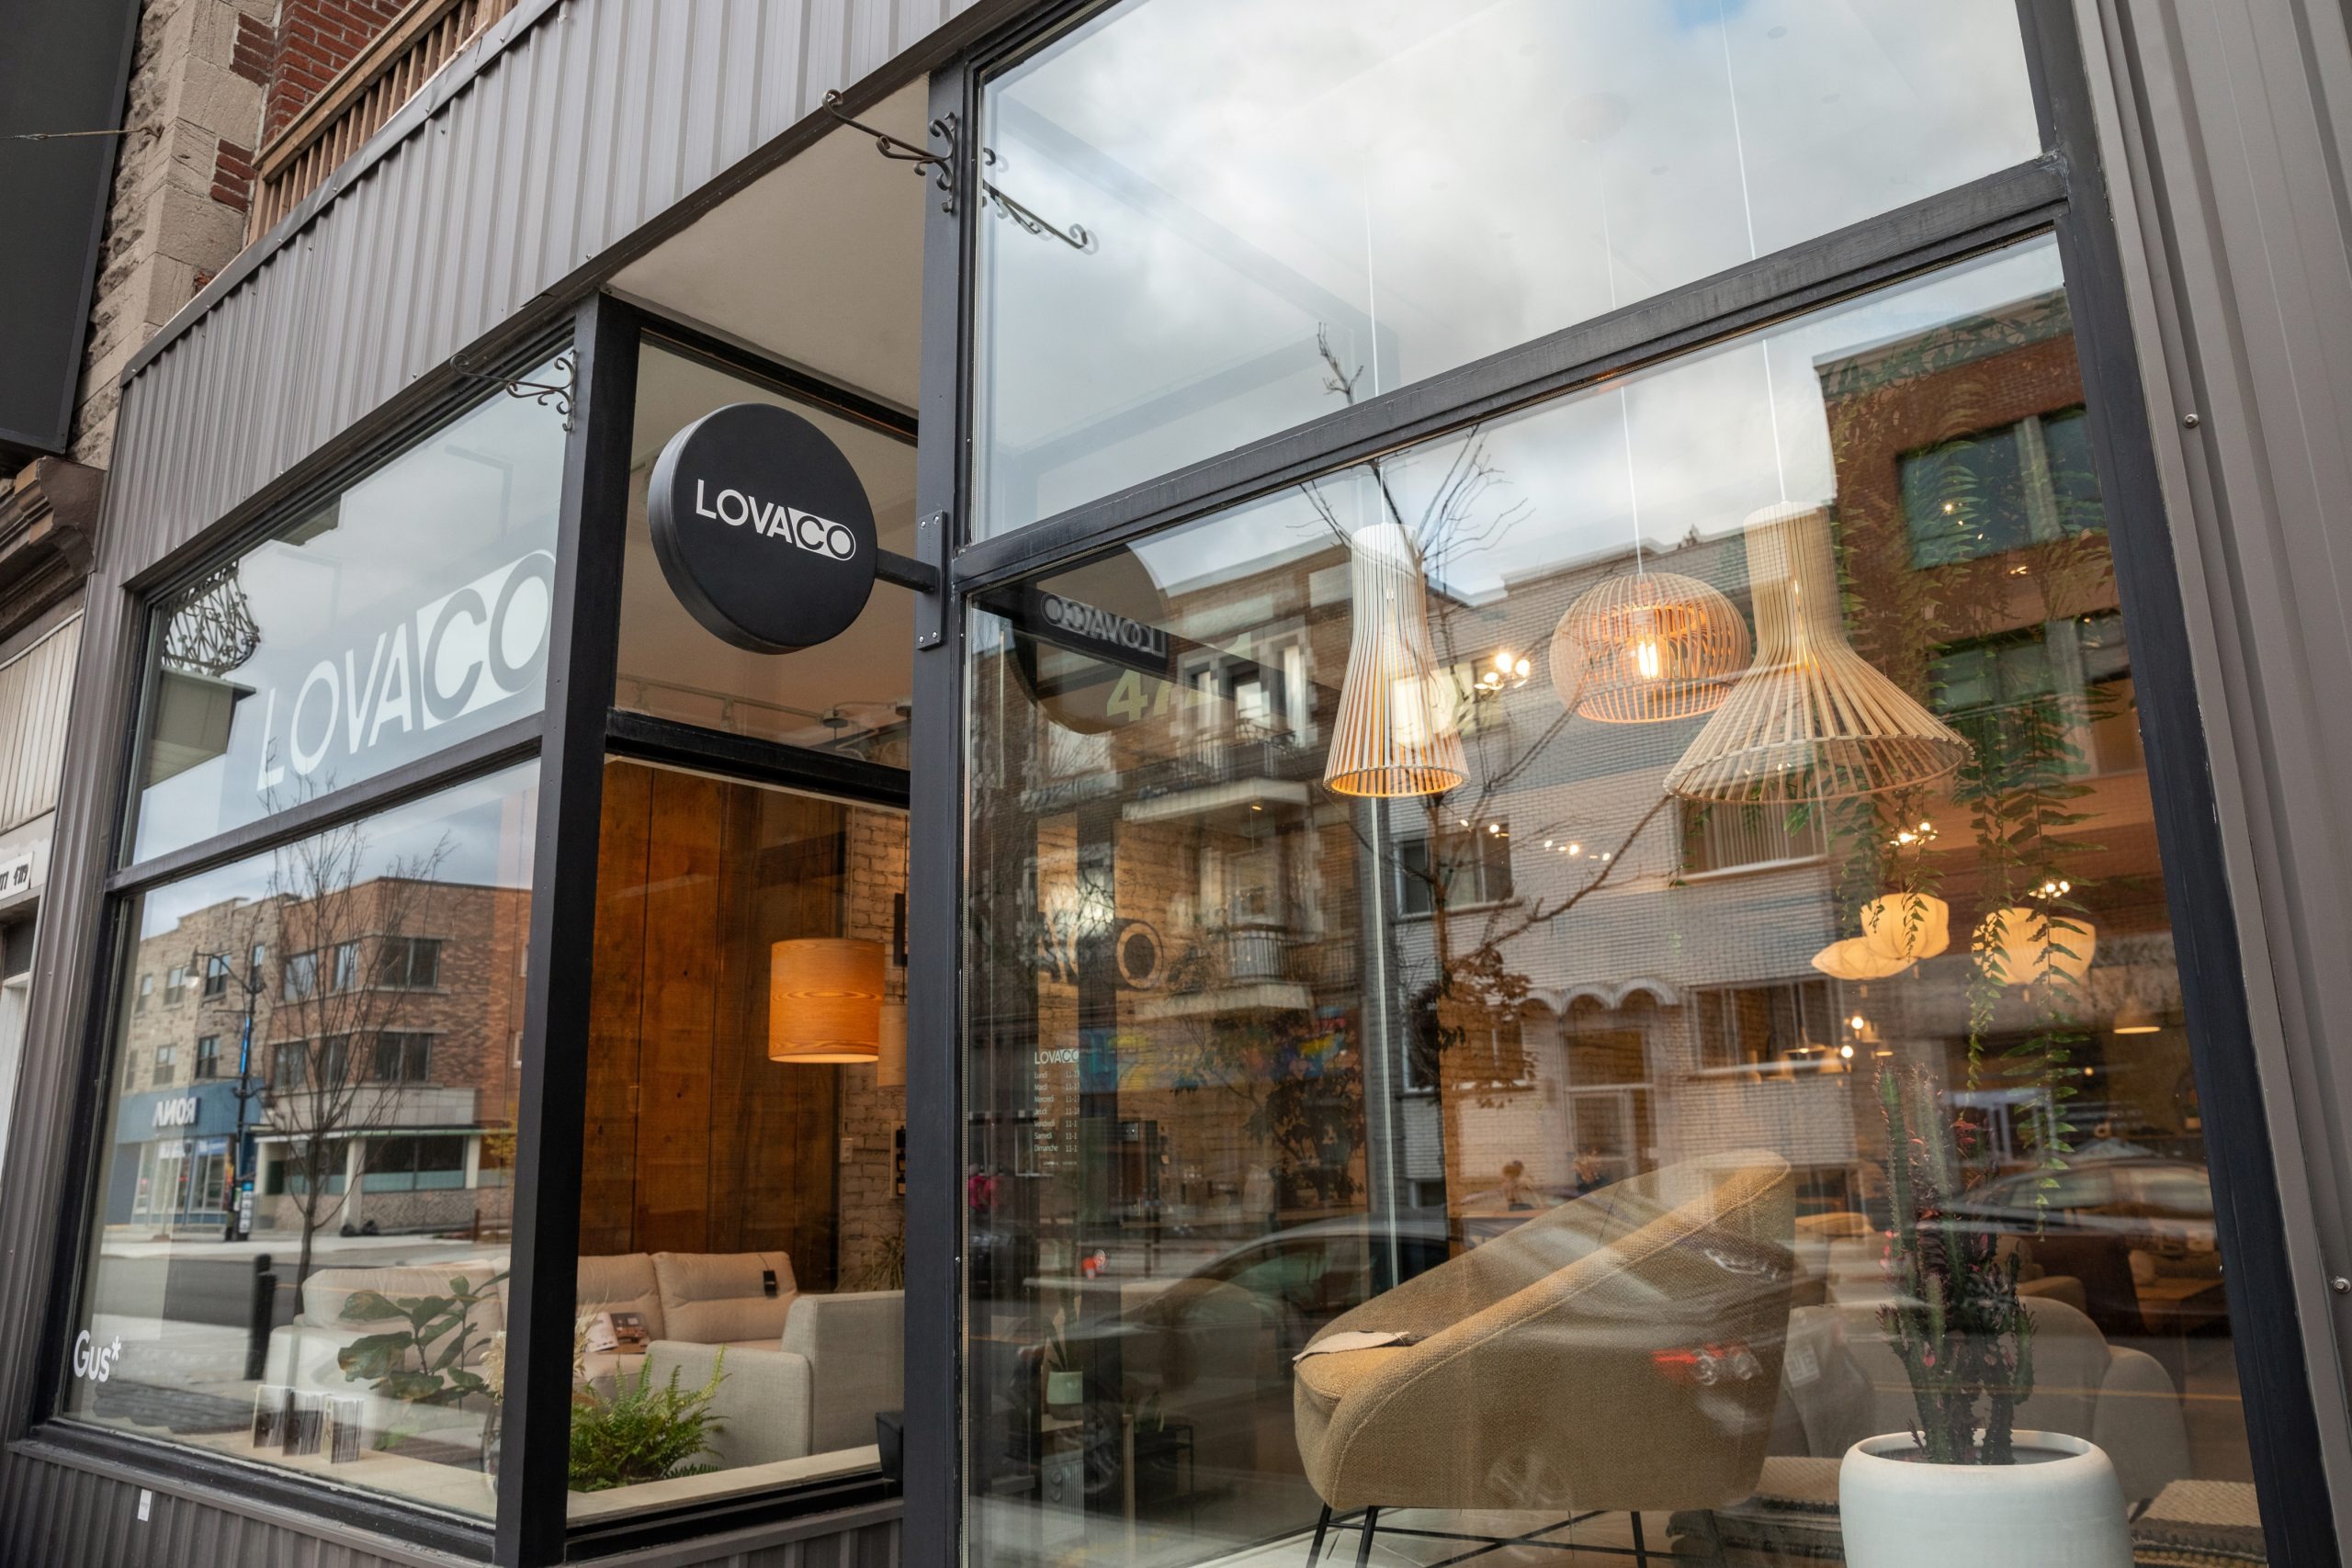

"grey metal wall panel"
[0,616,80,836]
[0,1443,900,1566]
[104,0,982,575]
[2081,0,2352,1535]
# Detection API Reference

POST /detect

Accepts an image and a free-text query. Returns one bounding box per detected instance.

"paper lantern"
[1324,522,1468,798]
[876,1000,908,1088]
[1667,502,1971,803]
[1550,570,1751,723]
[1812,937,1910,981]
[1973,907,2097,989]
[1858,892,1951,966]
[770,938,884,1064]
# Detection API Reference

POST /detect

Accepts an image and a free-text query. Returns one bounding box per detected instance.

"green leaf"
[338,1290,409,1323]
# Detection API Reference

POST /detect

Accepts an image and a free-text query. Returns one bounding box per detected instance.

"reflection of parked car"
[1945,1157,2222,1337]
[1014,1216,1456,1508]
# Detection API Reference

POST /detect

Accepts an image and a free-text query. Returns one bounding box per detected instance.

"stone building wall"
[837,806,908,1289]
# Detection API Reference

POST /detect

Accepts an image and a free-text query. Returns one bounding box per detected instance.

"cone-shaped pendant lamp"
[770,938,884,1064]
[1325,521,1468,798]
[1550,571,1752,723]
[1667,502,1971,803]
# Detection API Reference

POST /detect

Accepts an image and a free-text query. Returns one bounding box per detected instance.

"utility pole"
[198,948,269,1242]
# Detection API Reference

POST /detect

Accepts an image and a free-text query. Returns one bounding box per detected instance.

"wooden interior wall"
[579,761,842,1290]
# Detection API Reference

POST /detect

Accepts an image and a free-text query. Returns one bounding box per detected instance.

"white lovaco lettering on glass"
[254,550,555,793]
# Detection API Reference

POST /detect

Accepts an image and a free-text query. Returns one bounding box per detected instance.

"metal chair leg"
[1306,1505,1332,1566]
[1355,1506,1381,1567]
[1629,1509,1648,1568]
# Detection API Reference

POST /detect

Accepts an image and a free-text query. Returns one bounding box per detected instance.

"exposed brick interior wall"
[261,0,413,144]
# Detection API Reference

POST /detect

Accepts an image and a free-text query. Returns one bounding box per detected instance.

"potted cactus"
[1838,1067,2131,1567]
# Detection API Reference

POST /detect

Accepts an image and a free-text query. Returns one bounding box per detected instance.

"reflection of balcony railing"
[249,0,520,239]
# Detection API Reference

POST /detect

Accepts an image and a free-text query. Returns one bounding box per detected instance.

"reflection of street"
[83,1236,486,1433]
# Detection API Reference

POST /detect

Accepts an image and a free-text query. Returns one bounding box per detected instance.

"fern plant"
[568,1352,728,1493]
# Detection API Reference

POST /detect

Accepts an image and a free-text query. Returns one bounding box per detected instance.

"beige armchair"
[1292,1155,1796,1566]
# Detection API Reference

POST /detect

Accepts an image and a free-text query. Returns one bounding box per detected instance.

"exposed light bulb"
[1634,637,1662,680]
[1849,1015,1866,1032]
[1838,1043,1855,1059]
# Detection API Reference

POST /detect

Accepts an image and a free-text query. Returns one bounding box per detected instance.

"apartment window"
[1694,980,1839,1069]
[164,964,187,1004]
[332,939,361,992]
[201,953,231,999]
[281,950,317,1001]
[383,936,442,989]
[1679,801,1827,875]
[1931,611,2138,781]
[134,973,153,1012]
[1395,823,1514,918]
[194,1036,220,1079]
[152,1044,176,1084]
[1900,406,2105,568]
[370,1031,434,1084]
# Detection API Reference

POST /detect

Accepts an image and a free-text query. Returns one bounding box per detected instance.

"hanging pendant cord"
[1596,135,1645,576]
[1718,1,1791,504]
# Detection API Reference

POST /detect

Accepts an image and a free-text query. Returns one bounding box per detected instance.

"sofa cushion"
[783,1290,904,1453]
[652,1251,796,1345]
[578,1253,663,1338]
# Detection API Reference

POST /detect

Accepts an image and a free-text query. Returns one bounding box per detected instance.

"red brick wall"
[260,0,415,145]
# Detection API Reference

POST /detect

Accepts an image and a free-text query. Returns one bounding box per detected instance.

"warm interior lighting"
[1858,891,1951,965]
[770,938,885,1064]
[1325,522,1468,798]
[876,998,908,1087]
[1549,571,1751,724]
[1973,907,2098,989]
[1667,502,1972,802]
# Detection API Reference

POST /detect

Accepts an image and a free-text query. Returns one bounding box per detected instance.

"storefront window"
[565,758,907,1518]
[64,762,536,1518]
[616,341,916,761]
[127,363,569,863]
[972,0,2040,534]
[963,238,2276,1563]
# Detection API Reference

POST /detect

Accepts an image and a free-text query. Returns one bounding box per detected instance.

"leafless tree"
[259,817,452,1289]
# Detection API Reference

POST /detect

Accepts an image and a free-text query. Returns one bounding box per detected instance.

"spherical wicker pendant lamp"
[1666,502,1971,804]
[770,938,885,1064]
[1549,570,1751,723]
[1324,521,1468,799]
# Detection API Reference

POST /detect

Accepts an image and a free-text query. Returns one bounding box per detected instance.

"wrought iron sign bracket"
[824,89,1092,253]
[450,346,577,429]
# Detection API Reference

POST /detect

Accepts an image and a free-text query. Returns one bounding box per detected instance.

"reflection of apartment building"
[107,875,527,1237]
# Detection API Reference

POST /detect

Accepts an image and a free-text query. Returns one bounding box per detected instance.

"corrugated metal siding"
[0,1450,902,1566]
[109,0,984,572]
[0,615,80,835]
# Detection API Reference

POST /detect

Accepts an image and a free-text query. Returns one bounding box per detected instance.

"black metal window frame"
[901,6,2343,1568]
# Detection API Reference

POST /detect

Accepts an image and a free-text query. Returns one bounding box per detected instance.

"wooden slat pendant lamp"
[1550,388,1750,723]
[1667,502,1970,803]
[1550,570,1751,722]
[1324,521,1468,799]
[770,938,884,1064]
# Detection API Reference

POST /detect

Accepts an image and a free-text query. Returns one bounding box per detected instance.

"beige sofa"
[261,1259,508,1452]
[575,1250,797,1385]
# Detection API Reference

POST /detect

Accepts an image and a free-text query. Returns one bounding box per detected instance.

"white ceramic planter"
[1839,1430,2133,1568]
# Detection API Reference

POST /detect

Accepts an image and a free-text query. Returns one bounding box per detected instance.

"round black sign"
[648,402,878,653]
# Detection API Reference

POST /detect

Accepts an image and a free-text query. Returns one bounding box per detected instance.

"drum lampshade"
[771,938,885,1063]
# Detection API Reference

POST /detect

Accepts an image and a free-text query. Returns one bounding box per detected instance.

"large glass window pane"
[964,238,2276,1565]
[564,759,908,1519]
[129,364,570,863]
[617,341,917,762]
[66,763,537,1518]
[973,0,2041,535]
